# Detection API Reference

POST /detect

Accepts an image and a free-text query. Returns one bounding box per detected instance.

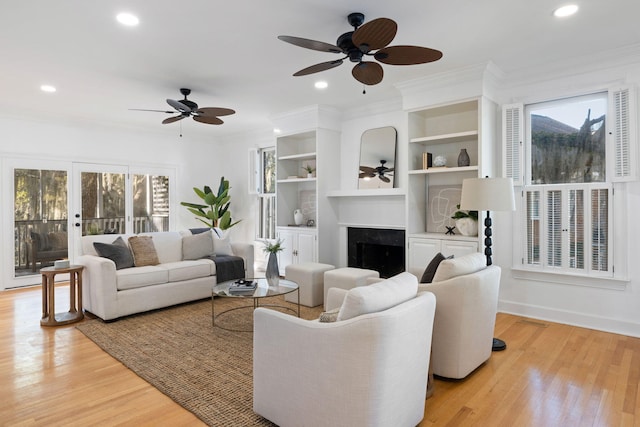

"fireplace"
[347,227,405,279]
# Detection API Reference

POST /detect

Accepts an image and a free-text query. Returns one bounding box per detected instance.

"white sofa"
[417,252,501,379]
[253,272,436,427]
[78,230,253,321]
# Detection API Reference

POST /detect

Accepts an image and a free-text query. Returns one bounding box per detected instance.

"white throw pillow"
[182,231,214,260]
[432,252,486,282]
[337,272,418,321]
[213,232,234,256]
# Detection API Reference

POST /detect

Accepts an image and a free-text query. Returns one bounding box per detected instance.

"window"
[256,147,276,239]
[505,87,635,279]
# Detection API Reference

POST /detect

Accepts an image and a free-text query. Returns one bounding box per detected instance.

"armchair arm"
[230,242,254,278]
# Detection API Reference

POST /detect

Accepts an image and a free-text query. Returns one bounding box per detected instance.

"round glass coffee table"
[211,278,299,332]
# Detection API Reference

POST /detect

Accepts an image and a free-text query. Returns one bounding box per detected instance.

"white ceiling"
[2,0,639,140]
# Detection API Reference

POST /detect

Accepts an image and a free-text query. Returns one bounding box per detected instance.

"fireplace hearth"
[347,227,405,279]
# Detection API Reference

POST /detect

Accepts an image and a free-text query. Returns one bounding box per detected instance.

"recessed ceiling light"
[40,85,56,93]
[314,81,328,90]
[116,12,139,26]
[553,4,579,17]
[273,128,281,134]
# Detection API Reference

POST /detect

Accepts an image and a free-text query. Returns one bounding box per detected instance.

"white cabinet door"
[408,238,441,277]
[296,231,316,264]
[441,240,478,258]
[276,228,294,275]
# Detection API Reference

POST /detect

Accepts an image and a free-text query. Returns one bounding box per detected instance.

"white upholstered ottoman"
[323,267,380,309]
[285,262,335,307]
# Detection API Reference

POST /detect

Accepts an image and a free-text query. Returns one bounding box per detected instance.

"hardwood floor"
[1,284,638,426]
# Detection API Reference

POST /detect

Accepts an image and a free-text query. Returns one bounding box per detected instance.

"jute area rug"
[77,296,323,426]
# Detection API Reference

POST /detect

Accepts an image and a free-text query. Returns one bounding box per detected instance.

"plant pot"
[265,252,279,287]
[307,173,313,178]
[455,218,478,236]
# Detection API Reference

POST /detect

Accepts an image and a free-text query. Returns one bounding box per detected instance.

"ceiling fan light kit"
[278,12,442,86]
[131,88,235,126]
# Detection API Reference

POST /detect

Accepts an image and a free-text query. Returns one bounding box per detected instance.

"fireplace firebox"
[347,227,405,279]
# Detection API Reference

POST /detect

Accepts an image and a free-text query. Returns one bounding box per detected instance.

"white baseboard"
[498,300,640,338]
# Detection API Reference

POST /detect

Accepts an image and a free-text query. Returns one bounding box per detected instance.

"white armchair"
[419,253,501,379]
[253,273,436,427]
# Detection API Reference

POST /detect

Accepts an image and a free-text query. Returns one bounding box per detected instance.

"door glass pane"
[133,174,170,233]
[14,169,68,276]
[81,172,125,235]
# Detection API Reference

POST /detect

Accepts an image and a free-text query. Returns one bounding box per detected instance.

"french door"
[3,159,174,289]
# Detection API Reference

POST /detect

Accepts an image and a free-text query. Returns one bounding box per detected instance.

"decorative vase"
[266,252,280,287]
[294,209,304,225]
[457,148,470,167]
[455,218,478,236]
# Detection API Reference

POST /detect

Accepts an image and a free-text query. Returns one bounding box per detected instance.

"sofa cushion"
[432,252,487,282]
[420,252,446,283]
[337,272,419,321]
[141,232,183,263]
[182,231,214,260]
[93,236,134,270]
[158,260,213,282]
[128,236,160,267]
[115,266,169,290]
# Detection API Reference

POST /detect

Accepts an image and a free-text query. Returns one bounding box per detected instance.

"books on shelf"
[229,280,257,295]
[422,152,432,169]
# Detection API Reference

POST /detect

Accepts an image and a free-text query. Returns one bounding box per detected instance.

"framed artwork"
[426,185,462,233]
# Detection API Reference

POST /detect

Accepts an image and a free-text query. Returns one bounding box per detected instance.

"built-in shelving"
[326,188,406,198]
[408,166,478,175]
[409,130,478,145]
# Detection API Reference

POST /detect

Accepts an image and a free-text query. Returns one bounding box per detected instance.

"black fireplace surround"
[347,227,405,279]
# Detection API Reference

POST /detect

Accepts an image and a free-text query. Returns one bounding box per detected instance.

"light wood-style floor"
[1,284,638,426]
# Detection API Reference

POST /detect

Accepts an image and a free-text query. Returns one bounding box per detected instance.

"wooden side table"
[40,265,84,326]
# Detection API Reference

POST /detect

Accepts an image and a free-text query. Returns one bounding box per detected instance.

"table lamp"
[459,176,515,351]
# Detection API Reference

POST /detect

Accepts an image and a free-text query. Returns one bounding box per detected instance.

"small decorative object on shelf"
[294,209,304,225]
[451,204,478,236]
[433,155,447,167]
[422,152,433,169]
[302,164,315,178]
[262,238,284,287]
[457,148,470,167]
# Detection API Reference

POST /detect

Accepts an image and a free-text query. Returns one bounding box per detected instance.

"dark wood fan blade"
[379,175,391,183]
[352,62,383,85]
[278,35,342,53]
[167,98,192,113]
[359,166,375,173]
[193,115,224,125]
[374,45,443,65]
[129,108,176,114]
[359,172,376,178]
[352,18,397,52]
[196,107,235,117]
[293,59,344,76]
[162,115,186,124]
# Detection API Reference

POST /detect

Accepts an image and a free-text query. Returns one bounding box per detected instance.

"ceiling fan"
[130,88,235,125]
[278,12,442,86]
[359,160,394,183]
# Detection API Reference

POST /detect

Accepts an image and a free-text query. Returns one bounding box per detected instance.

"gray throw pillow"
[420,252,448,283]
[93,236,134,270]
[182,231,214,260]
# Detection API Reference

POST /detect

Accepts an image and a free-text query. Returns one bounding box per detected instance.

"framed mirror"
[358,126,397,189]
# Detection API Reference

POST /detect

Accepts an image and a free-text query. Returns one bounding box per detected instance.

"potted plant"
[302,164,315,178]
[261,238,284,287]
[451,204,478,236]
[181,176,240,230]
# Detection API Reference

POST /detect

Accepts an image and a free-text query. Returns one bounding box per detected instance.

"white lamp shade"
[459,177,516,212]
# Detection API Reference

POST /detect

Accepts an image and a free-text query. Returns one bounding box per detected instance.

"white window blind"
[523,184,611,275]
[610,87,636,181]
[502,104,523,185]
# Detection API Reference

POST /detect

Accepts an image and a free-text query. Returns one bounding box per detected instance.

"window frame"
[504,86,635,285]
